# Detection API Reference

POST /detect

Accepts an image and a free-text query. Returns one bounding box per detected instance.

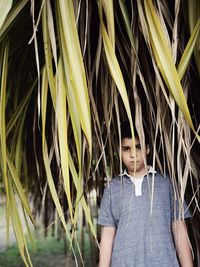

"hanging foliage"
[0,0,200,266]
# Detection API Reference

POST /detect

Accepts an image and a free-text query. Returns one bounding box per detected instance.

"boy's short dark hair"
[120,121,149,145]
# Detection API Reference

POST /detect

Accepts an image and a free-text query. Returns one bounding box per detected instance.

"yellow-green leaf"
[178,17,200,80]
[0,0,13,30]
[8,183,33,267]
[0,0,28,40]
[100,20,135,142]
[101,0,115,46]
[68,151,97,239]
[42,1,56,109]
[57,0,92,154]
[57,63,73,221]
[144,0,200,142]
[7,153,34,224]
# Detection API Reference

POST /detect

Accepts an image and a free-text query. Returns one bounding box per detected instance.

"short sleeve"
[170,182,191,221]
[97,185,116,227]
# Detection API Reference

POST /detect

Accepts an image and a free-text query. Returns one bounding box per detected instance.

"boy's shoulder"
[154,172,171,181]
[105,176,122,188]
[150,172,172,187]
[103,176,127,193]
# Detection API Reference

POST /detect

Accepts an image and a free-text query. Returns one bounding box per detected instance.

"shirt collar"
[121,165,157,179]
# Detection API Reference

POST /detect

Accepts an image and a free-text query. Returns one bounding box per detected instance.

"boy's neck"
[127,167,148,178]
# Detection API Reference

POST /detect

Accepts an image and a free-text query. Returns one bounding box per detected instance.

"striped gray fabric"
[98,173,191,267]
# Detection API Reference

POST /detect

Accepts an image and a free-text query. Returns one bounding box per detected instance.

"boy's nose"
[130,149,136,158]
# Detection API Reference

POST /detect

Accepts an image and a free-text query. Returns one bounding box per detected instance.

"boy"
[98,122,193,267]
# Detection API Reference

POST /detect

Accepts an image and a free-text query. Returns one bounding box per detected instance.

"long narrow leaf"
[178,17,200,80]
[100,19,135,143]
[57,0,92,154]
[188,0,200,74]
[0,0,28,40]
[42,1,56,109]
[57,64,73,221]
[68,151,97,239]
[0,0,13,30]
[0,37,10,255]
[8,182,33,267]
[144,0,200,142]
[101,0,115,46]
[41,67,76,252]
[7,153,34,224]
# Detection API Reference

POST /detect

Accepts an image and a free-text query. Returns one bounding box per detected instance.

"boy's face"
[121,137,149,176]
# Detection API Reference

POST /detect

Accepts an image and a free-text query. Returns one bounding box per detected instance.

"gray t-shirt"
[98,172,191,267]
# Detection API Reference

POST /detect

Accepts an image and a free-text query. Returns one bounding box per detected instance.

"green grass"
[0,229,96,267]
[0,202,96,266]
[0,202,97,267]
[0,235,66,267]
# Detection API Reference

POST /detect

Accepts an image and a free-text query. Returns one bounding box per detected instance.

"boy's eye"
[122,147,130,151]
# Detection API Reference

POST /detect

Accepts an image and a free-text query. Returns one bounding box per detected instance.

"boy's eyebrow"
[122,144,141,149]
[135,144,141,147]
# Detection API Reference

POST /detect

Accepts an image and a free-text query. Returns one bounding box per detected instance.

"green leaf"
[144,0,200,142]
[178,18,200,80]
[57,0,92,154]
